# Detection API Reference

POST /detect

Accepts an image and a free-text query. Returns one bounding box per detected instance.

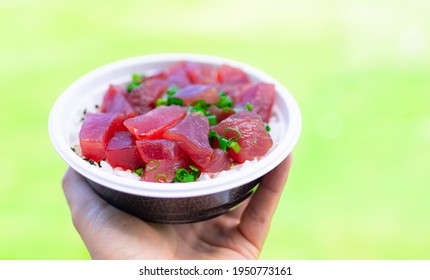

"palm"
[151,206,259,259]
[62,156,292,260]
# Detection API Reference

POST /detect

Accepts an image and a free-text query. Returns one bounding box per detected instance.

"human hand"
[62,155,292,259]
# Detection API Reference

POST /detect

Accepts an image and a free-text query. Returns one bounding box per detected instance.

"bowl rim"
[49,53,301,198]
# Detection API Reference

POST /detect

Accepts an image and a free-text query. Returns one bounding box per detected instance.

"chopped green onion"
[168,97,184,106]
[146,160,160,172]
[189,165,199,172]
[132,73,142,81]
[265,124,271,132]
[215,92,234,111]
[190,106,206,115]
[222,127,242,141]
[166,85,179,96]
[228,141,241,153]
[218,137,229,150]
[155,174,168,183]
[174,168,194,182]
[208,129,242,153]
[134,167,144,177]
[127,81,142,92]
[208,130,218,145]
[245,102,253,111]
[171,166,200,183]
[192,100,210,109]
[207,115,217,125]
[70,147,76,153]
[155,98,168,107]
[190,99,211,116]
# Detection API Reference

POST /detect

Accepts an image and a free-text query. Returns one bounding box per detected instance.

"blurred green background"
[1,0,429,259]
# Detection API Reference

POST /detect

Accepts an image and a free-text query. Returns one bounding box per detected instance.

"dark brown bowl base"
[87,179,261,224]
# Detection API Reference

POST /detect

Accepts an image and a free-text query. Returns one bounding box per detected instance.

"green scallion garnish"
[218,137,229,150]
[265,124,271,132]
[222,127,242,141]
[228,141,241,153]
[127,81,142,92]
[207,115,217,125]
[155,173,168,183]
[168,96,184,106]
[146,160,160,172]
[171,166,201,183]
[132,73,143,81]
[215,92,234,111]
[134,167,144,177]
[245,102,253,111]
[166,85,179,96]
[155,98,168,107]
[208,129,242,153]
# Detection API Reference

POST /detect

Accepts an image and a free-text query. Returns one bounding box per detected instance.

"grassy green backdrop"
[1,0,429,259]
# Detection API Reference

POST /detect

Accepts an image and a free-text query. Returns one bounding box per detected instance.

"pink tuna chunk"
[163,113,213,168]
[212,111,272,164]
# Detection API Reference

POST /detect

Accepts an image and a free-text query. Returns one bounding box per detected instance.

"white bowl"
[49,53,301,223]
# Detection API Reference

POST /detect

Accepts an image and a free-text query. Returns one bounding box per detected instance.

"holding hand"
[62,156,292,259]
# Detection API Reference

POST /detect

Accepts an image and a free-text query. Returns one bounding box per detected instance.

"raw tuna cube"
[100,85,137,118]
[216,83,252,102]
[136,139,186,163]
[212,111,273,164]
[207,106,235,123]
[79,113,125,162]
[217,64,250,84]
[106,131,144,169]
[238,83,275,122]
[126,78,170,114]
[165,61,192,87]
[203,148,233,173]
[142,157,192,183]
[163,113,213,168]
[142,71,167,81]
[186,62,218,84]
[174,85,219,105]
[124,105,187,140]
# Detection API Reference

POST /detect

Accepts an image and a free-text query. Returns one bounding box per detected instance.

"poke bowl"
[48,53,301,223]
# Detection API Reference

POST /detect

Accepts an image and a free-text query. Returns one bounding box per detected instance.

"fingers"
[62,168,109,232]
[238,155,293,252]
[62,168,135,258]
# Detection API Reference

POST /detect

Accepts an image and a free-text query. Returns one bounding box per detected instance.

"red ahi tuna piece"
[165,62,192,87]
[163,113,213,168]
[217,64,250,84]
[124,105,187,140]
[142,71,167,81]
[207,106,235,123]
[142,157,192,183]
[216,83,252,102]
[100,85,137,118]
[203,148,233,173]
[174,85,219,105]
[136,139,186,163]
[126,78,169,114]
[186,62,218,84]
[105,131,144,169]
[213,111,273,164]
[238,83,275,122]
[79,113,125,162]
